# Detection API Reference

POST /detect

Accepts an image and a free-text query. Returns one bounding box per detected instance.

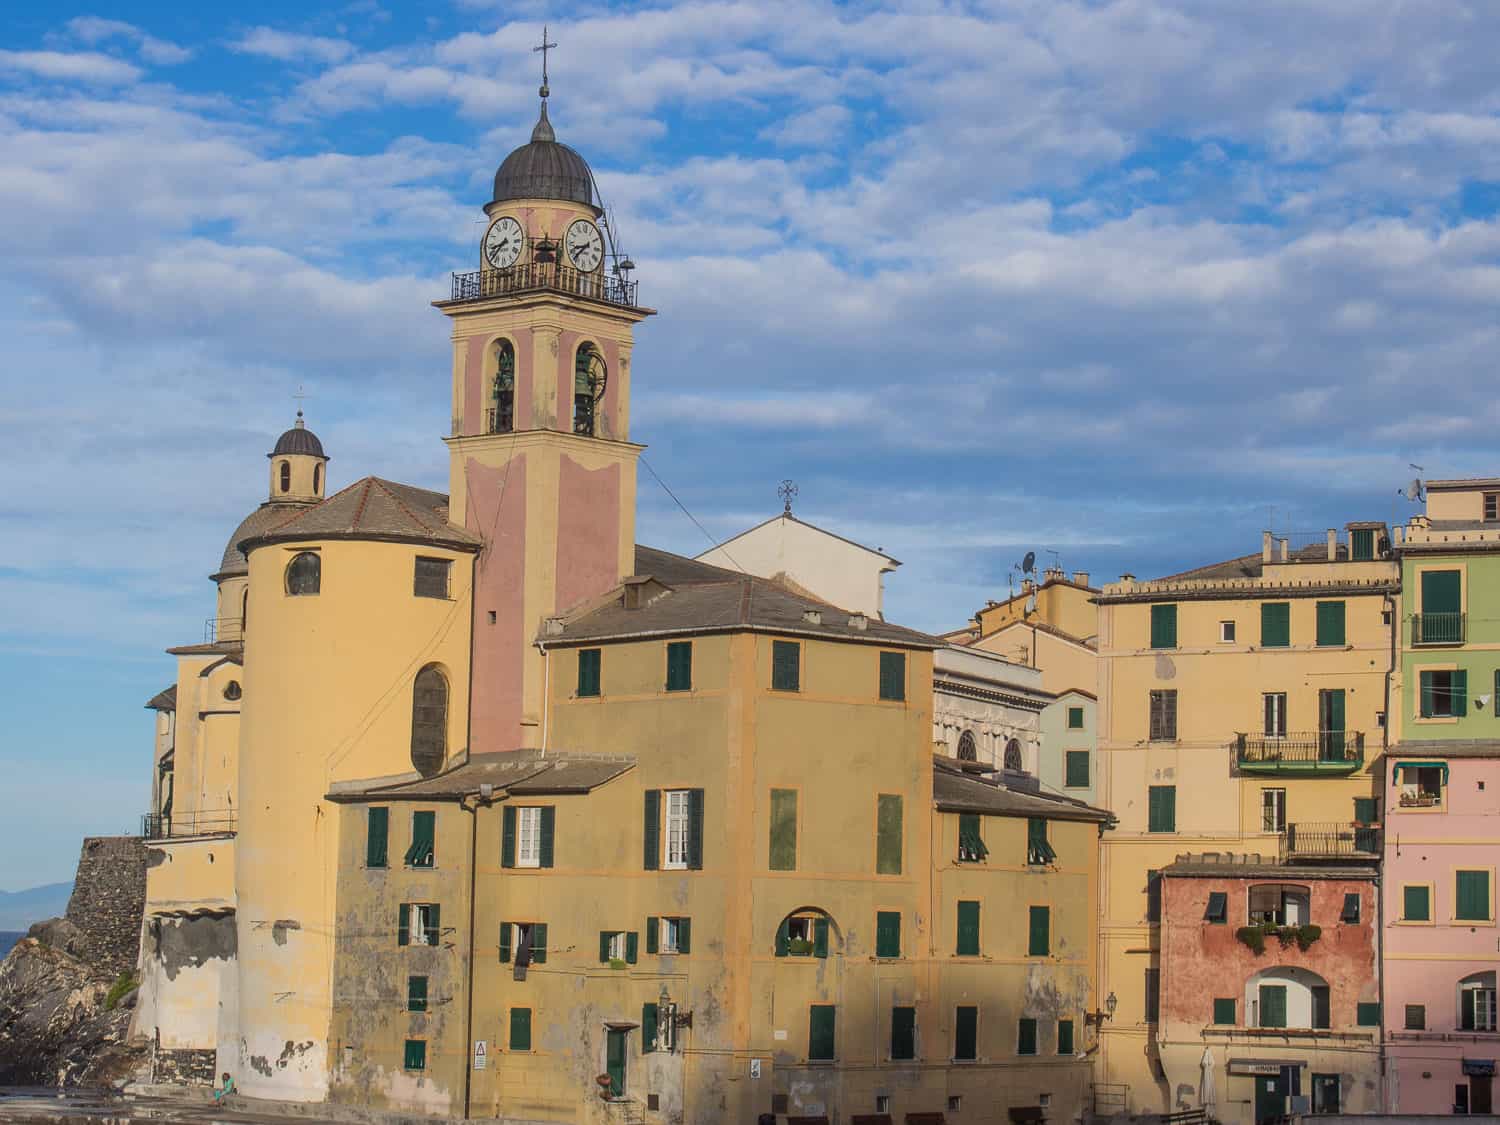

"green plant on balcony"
[1295,924,1322,951]
[1236,926,1266,955]
[787,938,813,956]
[1235,923,1322,956]
[609,957,627,970]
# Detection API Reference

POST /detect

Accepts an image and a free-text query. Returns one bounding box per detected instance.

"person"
[212,1073,235,1104]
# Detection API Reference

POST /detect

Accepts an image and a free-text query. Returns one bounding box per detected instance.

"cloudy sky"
[3,1,1498,888]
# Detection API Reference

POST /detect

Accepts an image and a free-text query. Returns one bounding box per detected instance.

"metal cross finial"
[292,384,307,421]
[533,25,557,99]
[778,479,798,516]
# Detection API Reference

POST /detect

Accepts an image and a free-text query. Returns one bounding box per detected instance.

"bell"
[533,237,557,265]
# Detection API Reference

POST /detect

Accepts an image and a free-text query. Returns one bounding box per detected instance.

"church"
[132,65,1110,1125]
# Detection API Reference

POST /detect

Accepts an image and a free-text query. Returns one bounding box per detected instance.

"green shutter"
[626,931,638,964]
[403,1039,426,1070]
[876,794,903,874]
[1356,1001,1380,1026]
[891,1007,916,1060]
[539,806,555,868]
[1027,818,1056,864]
[498,921,511,962]
[1316,600,1346,647]
[955,1006,978,1060]
[641,1003,657,1053]
[879,651,906,701]
[774,918,790,957]
[510,1007,531,1051]
[1148,785,1177,832]
[813,916,829,959]
[1312,985,1331,1029]
[876,911,901,958]
[530,923,546,964]
[646,917,659,955]
[366,807,389,868]
[1421,569,1462,615]
[1340,892,1361,923]
[404,810,435,867]
[1353,797,1376,824]
[956,900,980,956]
[1457,871,1490,920]
[1454,669,1468,715]
[578,648,601,697]
[1352,528,1375,561]
[1404,884,1430,921]
[1260,984,1287,1028]
[1150,604,1178,649]
[772,640,800,691]
[687,788,704,870]
[666,641,692,691]
[1067,706,1084,729]
[407,975,427,1012]
[769,788,797,870]
[1260,602,1290,647]
[809,1005,836,1060]
[1420,671,1437,718]
[643,790,660,871]
[600,932,612,963]
[1213,997,1235,1025]
[958,812,988,861]
[677,917,691,954]
[501,806,516,868]
[1028,906,1050,956]
[1017,1018,1037,1055]
[398,903,410,946]
[1462,988,1477,1031]
[1065,751,1090,788]
[426,904,439,944]
[1058,1019,1075,1054]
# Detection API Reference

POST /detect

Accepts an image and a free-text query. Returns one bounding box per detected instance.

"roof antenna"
[778,479,798,516]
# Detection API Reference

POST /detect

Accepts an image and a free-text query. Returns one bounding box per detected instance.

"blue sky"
[3,1,1500,888]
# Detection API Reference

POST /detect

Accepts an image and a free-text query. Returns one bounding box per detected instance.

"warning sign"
[473,1040,488,1070]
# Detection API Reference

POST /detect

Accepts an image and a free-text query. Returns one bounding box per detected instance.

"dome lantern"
[267,410,329,502]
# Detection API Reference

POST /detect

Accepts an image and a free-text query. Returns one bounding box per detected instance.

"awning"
[1463,1058,1496,1077]
[1393,760,1450,780]
[1229,1058,1302,1076]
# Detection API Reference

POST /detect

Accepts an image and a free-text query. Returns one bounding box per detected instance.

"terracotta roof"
[1386,739,1500,759]
[144,684,176,711]
[327,749,635,802]
[238,477,479,555]
[931,757,1112,823]
[1162,852,1377,879]
[216,501,314,578]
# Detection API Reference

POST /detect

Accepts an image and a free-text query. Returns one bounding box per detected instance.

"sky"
[2,1,1499,889]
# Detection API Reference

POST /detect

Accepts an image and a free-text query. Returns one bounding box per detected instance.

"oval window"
[285,552,321,596]
[223,680,242,701]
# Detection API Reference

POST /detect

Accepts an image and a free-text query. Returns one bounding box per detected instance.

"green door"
[605,1029,626,1097]
[1254,1071,1289,1124]
[1318,690,1345,759]
[1259,984,1287,1028]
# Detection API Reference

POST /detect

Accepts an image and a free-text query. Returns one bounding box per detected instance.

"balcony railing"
[141,810,238,839]
[448,262,639,309]
[1281,820,1380,860]
[1234,731,1365,775]
[203,616,244,644]
[1413,612,1465,645]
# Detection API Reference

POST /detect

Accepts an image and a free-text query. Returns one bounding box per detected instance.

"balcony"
[1280,821,1380,860]
[141,810,237,839]
[203,616,243,644]
[1234,732,1365,776]
[1412,612,1465,645]
[446,262,639,309]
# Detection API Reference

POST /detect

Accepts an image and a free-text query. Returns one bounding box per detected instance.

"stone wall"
[65,836,147,977]
[153,1046,217,1086]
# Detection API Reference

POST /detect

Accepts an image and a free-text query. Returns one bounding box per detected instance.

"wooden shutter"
[398,903,410,946]
[626,931,639,964]
[403,1039,425,1070]
[531,923,547,964]
[510,1007,531,1051]
[774,918,790,957]
[1312,985,1331,1029]
[1356,1002,1380,1026]
[1351,528,1374,561]
[813,917,829,959]
[641,1003,658,1053]
[407,975,427,1012]
[666,641,692,691]
[578,648,601,697]
[677,918,691,954]
[808,1005,836,1060]
[1316,600,1346,646]
[1421,569,1462,615]
[956,901,980,955]
[1205,891,1228,923]
[1457,871,1489,920]
[879,651,905,701]
[539,807,555,868]
[643,790,660,870]
[1017,1017,1037,1055]
[405,810,435,867]
[1057,1019,1074,1054]
[1213,998,1235,1025]
[1353,797,1376,824]
[1065,751,1089,788]
[954,1006,978,1060]
[599,932,612,962]
[772,640,800,691]
[769,789,797,870]
[875,911,901,958]
[1261,602,1290,647]
[1149,786,1176,832]
[1260,984,1287,1028]
[366,807,389,868]
[426,904,440,945]
[876,794,903,874]
[1420,672,1437,717]
[1150,604,1177,649]
[1028,906,1050,956]
[891,1007,915,1060]
[1462,988,1477,1031]
[958,813,988,861]
[498,922,511,963]
[687,789,704,870]
[501,806,516,868]
[1454,670,1468,715]
[646,917,659,955]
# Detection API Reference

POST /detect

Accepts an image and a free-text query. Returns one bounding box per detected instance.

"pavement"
[0,1086,460,1124]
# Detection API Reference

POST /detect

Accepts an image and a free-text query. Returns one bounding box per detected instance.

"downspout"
[540,643,550,756]
[1382,592,1397,753]
[1379,590,1397,1109]
[460,786,495,1120]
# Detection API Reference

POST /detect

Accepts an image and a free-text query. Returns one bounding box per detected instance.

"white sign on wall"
[749,1058,762,1079]
[473,1040,488,1070]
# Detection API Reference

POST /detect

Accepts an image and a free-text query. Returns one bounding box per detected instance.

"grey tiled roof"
[144,684,176,711]
[1162,851,1377,879]
[932,758,1112,823]
[327,749,635,801]
[1386,739,1500,759]
[216,502,315,578]
[237,477,480,555]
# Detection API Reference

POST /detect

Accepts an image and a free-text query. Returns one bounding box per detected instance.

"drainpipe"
[461,787,497,1120]
[1378,590,1396,1110]
[1382,593,1397,752]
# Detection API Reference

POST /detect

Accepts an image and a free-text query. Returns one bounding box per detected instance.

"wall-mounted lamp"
[1086,992,1118,1027]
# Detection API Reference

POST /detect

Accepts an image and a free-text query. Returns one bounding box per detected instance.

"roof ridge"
[372,477,430,533]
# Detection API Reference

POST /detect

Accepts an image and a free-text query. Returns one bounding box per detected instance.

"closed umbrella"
[1200,1046,1218,1115]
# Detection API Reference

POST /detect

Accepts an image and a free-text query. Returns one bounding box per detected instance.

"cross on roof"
[534,25,557,99]
[778,479,798,516]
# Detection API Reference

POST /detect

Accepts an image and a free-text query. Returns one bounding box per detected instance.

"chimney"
[1278,538,1289,563]
[847,613,868,632]
[1072,571,1090,587]
[1262,531,1273,563]
[622,575,652,609]
[543,617,566,636]
[1327,528,1338,561]
[1392,525,1404,546]
[1044,566,1064,583]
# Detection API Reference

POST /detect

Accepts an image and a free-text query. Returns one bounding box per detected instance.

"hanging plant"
[1295,924,1322,951]
[1235,926,1266,955]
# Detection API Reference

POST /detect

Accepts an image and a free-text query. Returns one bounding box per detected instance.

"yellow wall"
[977,580,1097,643]
[974,622,1097,696]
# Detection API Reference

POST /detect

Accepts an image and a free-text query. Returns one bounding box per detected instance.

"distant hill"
[0,882,72,931]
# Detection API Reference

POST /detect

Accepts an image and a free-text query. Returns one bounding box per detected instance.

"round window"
[224,680,242,701]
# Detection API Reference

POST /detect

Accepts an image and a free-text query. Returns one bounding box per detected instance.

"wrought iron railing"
[483,407,515,434]
[1412,612,1465,645]
[1235,731,1365,767]
[141,810,238,839]
[448,263,639,308]
[1281,821,1380,859]
[203,616,244,643]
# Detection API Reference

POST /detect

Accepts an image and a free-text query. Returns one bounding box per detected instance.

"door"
[1318,689,1345,759]
[605,1029,626,1098]
[1473,1077,1493,1115]
[1254,1072,1288,1124]
[1259,983,1288,1028]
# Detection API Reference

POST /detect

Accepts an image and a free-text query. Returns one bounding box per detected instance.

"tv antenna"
[1400,463,1426,503]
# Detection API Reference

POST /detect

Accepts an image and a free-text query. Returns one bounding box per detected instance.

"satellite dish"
[1403,478,1425,502]
[1021,551,1036,575]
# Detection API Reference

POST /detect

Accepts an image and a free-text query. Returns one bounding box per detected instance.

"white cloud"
[0,49,140,85]
[63,15,193,65]
[230,26,355,64]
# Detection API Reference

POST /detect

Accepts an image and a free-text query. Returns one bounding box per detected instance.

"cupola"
[267,411,329,502]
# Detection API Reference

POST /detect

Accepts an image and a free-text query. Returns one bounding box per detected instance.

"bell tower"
[437,59,652,751]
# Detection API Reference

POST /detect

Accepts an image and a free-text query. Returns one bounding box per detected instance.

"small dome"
[270,411,326,459]
[217,503,306,578]
[491,103,596,207]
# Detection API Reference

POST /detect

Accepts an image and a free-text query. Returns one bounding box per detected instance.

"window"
[1456,870,1491,921]
[1205,892,1228,924]
[1312,985,1331,1029]
[1402,884,1431,922]
[398,903,440,947]
[573,343,600,436]
[1486,492,1499,522]
[809,1005,836,1061]
[410,665,448,776]
[1028,906,1050,956]
[366,807,389,868]
[498,921,548,966]
[1351,527,1375,561]
[879,652,906,701]
[313,463,321,494]
[1004,738,1024,771]
[502,806,554,869]
[1148,785,1177,832]
[1460,972,1498,1032]
[491,340,515,434]
[1316,600,1346,647]
[1353,796,1377,824]
[1150,604,1178,649]
[646,915,692,955]
[405,810,435,868]
[1312,1073,1341,1114]
[1417,569,1463,644]
[1057,1019,1074,1054]
[279,461,291,493]
[1261,788,1286,833]
[509,1007,531,1051]
[891,1007,916,1060]
[413,557,451,599]
[1340,893,1361,923]
[664,790,691,869]
[642,1002,658,1053]
[1149,690,1177,740]
[403,1039,426,1071]
[1027,818,1056,865]
[285,551,320,595]
[1145,968,1160,1022]
[955,1006,978,1061]
[876,794,903,874]
[1259,983,1288,1028]
[1065,750,1090,788]
[1261,602,1290,647]
[407,975,428,1012]
[957,813,988,862]
[1249,884,1310,926]
[643,788,703,871]
[1017,1017,1037,1056]
[1419,669,1467,717]
[1212,997,1236,1025]
[875,911,901,958]
[769,788,797,871]
[1356,1001,1380,1027]
[665,641,692,691]
[1405,1003,1426,1030]
[1220,620,1236,643]
[1263,692,1287,738]
[1398,763,1445,807]
[772,640,801,691]
[956,730,977,760]
[577,648,601,697]
[956,900,980,956]
[876,1096,891,1114]
[599,930,639,964]
[1318,688,1348,758]
[775,913,830,958]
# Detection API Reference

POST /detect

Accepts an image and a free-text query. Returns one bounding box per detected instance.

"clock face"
[565,219,604,272]
[483,216,524,269]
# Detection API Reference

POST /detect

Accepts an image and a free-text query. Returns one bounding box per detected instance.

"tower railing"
[448,262,638,308]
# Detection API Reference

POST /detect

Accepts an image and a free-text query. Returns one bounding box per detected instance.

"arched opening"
[285,551,321,596]
[313,463,322,494]
[279,460,291,492]
[573,343,601,436]
[1248,883,1310,926]
[1003,738,1023,771]
[491,339,516,433]
[774,906,841,959]
[1246,966,1330,1029]
[1460,971,1497,1031]
[240,588,249,635]
[957,730,978,761]
[410,664,448,777]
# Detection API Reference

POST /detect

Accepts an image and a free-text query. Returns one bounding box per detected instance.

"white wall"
[696,515,896,618]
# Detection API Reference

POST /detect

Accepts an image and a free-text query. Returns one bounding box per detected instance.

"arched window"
[240,588,249,634]
[313,463,322,494]
[957,730,978,761]
[773,907,839,958]
[573,343,601,436]
[285,551,321,596]
[410,664,448,777]
[279,461,291,492]
[1004,738,1023,771]
[1247,966,1330,1030]
[491,340,516,433]
[1460,971,1497,1031]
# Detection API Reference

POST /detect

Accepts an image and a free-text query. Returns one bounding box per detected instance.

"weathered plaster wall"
[65,836,147,977]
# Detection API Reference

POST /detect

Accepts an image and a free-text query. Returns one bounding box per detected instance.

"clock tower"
[436,79,652,752]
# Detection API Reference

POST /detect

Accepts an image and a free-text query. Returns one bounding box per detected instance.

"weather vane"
[778,479,798,516]
[533,25,557,99]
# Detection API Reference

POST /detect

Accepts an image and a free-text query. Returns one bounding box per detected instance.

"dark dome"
[491,103,596,207]
[217,502,306,578]
[270,412,326,459]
